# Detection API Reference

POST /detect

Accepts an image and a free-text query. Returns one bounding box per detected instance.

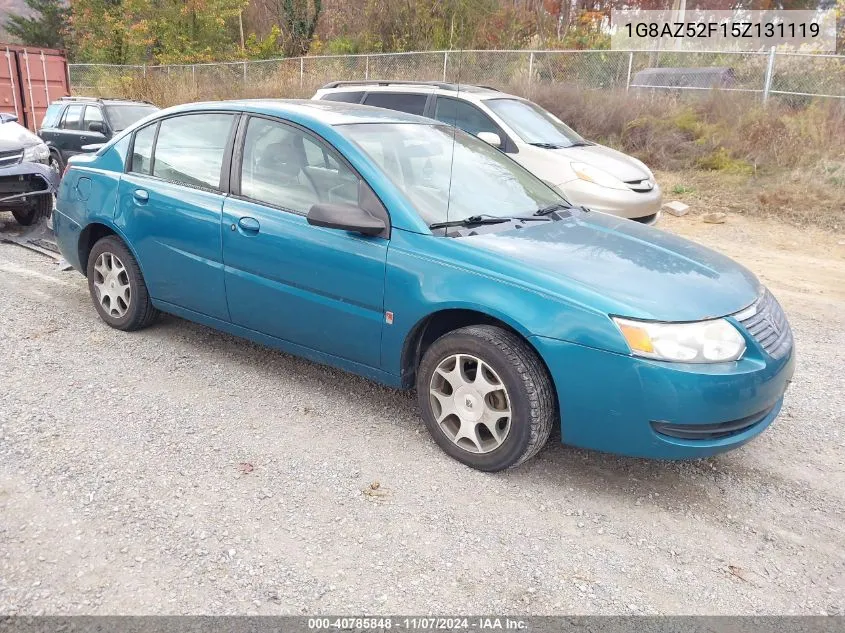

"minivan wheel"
[11,194,51,226]
[416,325,555,471]
[86,236,159,331]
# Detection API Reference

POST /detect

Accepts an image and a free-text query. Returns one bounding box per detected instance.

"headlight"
[571,162,628,190]
[612,317,746,363]
[22,143,50,162]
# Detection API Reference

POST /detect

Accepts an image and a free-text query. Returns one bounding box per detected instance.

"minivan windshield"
[485,98,585,148]
[338,122,565,226]
[105,104,159,132]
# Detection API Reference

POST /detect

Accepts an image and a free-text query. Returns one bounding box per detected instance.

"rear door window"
[363,92,427,116]
[320,91,364,103]
[152,113,236,190]
[60,105,84,130]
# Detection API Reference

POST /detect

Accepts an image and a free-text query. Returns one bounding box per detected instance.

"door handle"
[133,189,149,203]
[237,216,260,234]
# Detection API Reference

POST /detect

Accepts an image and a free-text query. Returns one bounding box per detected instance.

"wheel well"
[401,309,542,388]
[78,223,117,275]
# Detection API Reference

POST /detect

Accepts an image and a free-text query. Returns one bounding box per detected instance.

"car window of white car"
[484,98,586,148]
[433,97,500,138]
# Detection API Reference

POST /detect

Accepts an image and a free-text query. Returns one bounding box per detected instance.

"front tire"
[11,194,51,226]
[86,236,159,331]
[416,325,555,471]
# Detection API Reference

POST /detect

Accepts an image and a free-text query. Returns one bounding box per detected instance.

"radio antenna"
[443,22,465,228]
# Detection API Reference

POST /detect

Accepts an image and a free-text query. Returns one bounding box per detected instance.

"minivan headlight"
[571,162,628,190]
[22,143,50,162]
[612,317,746,363]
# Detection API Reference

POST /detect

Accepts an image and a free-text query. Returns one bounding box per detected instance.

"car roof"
[160,98,437,126]
[317,81,517,100]
[51,97,156,107]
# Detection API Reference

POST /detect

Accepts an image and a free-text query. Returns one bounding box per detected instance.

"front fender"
[381,229,628,376]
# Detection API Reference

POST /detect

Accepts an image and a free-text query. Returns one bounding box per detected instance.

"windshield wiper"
[568,140,594,147]
[534,203,573,216]
[429,215,510,230]
[528,142,567,149]
[429,214,551,230]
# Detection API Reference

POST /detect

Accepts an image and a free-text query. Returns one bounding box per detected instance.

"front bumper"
[0,161,59,208]
[530,333,795,459]
[556,179,662,222]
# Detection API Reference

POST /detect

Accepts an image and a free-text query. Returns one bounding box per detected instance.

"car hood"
[0,120,42,152]
[553,143,649,183]
[463,210,760,321]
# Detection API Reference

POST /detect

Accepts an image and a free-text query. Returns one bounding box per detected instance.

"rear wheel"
[86,236,159,331]
[11,194,51,226]
[416,325,555,471]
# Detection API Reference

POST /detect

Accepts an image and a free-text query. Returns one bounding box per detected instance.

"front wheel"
[416,325,556,471]
[11,194,51,226]
[86,235,159,331]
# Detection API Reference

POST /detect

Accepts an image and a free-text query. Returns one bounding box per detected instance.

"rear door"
[114,112,238,321]
[52,103,85,161]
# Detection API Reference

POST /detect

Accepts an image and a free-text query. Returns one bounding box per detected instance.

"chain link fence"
[68,49,845,106]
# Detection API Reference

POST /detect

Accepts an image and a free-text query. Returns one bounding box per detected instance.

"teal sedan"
[53,100,795,471]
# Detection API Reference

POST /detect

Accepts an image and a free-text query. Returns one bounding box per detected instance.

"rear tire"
[416,325,555,471]
[11,194,52,226]
[86,235,159,331]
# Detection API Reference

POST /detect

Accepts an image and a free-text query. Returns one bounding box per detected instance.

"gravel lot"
[1,213,843,615]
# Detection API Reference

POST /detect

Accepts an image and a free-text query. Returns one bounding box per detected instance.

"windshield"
[338,123,564,227]
[485,98,585,148]
[105,105,158,132]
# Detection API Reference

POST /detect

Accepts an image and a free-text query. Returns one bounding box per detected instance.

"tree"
[4,0,71,50]
[271,0,322,56]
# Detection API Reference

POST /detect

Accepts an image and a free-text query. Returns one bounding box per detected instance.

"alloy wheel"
[429,353,511,454]
[92,252,131,318]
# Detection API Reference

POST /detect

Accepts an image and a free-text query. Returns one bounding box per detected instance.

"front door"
[221,115,388,368]
[114,112,238,321]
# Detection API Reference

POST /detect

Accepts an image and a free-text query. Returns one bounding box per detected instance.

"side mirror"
[88,121,106,134]
[81,143,105,153]
[0,113,19,123]
[477,131,502,148]
[307,203,385,236]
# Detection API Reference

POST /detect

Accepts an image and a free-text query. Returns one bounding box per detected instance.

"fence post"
[192,64,196,89]
[443,51,448,82]
[300,57,304,89]
[625,52,634,92]
[143,64,146,78]
[242,61,248,86]
[365,55,369,80]
[527,51,535,96]
[762,47,776,103]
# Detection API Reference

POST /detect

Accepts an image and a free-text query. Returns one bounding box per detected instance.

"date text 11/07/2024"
[307,617,528,630]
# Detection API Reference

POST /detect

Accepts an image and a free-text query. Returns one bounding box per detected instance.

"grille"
[0,149,22,168]
[736,289,793,360]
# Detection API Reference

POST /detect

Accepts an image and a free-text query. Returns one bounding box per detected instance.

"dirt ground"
[0,208,843,615]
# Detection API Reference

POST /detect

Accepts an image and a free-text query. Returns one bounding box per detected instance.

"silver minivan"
[313,81,662,224]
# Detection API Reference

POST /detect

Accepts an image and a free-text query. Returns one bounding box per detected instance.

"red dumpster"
[0,44,70,132]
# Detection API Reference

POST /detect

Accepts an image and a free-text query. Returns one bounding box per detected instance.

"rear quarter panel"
[54,142,127,271]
